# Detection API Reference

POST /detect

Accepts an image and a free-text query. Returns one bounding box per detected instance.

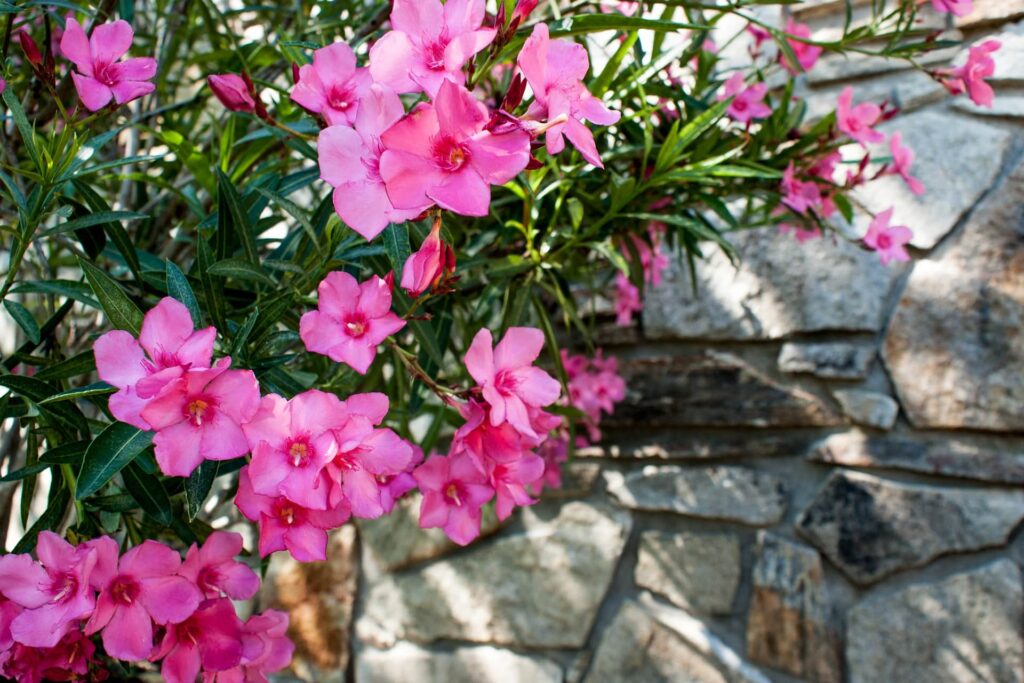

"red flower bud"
[18,31,43,68]
[207,73,256,113]
[511,0,539,28]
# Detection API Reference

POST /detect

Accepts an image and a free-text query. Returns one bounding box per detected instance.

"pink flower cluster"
[0,531,292,683]
[614,219,669,327]
[289,0,618,241]
[561,350,626,444]
[937,39,1001,108]
[412,327,563,544]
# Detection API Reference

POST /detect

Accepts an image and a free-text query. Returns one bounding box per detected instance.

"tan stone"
[635,531,741,615]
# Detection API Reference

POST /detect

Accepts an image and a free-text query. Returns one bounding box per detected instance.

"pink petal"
[512,366,562,406]
[121,540,181,578]
[355,83,405,136]
[111,79,155,105]
[444,27,495,72]
[140,575,201,624]
[318,125,366,187]
[334,337,377,374]
[435,80,488,139]
[102,602,153,661]
[344,392,389,423]
[428,168,490,216]
[368,30,419,94]
[467,129,530,184]
[412,455,449,491]
[493,326,544,370]
[72,72,114,111]
[60,18,94,75]
[443,0,487,34]
[390,0,444,39]
[290,64,327,113]
[153,420,205,477]
[284,524,329,562]
[161,638,202,683]
[94,330,147,389]
[517,25,550,94]
[199,411,251,461]
[175,326,216,369]
[241,393,290,452]
[36,530,76,569]
[317,270,361,320]
[578,93,620,126]
[90,20,134,66]
[381,102,440,156]
[333,181,393,241]
[380,150,443,211]
[0,554,49,608]
[219,562,260,601]
[563,117,604,168]
[11,603,73,647]
[139,378,188,431]
[300,310,337,358]
[418,491,450,528]
[140,298,195,362]
[357,275,394,319]
[312,42,356,81]
[208,369,260,422]
[106,390,150,433]
[343,468,384,518]
[444,506,482,545]
[114,56,156,81]
[464,328,495,385]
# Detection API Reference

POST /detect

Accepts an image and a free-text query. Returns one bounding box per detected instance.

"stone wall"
[267,3,1024,681]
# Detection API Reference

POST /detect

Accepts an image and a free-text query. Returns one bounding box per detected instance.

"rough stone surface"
[796,470,1024,585]
[955,0,1024,28]
[541,462,602,498]
[847,560,1024,683]
[262,526,357,682]
[953,94,1024,118]
[643,227,899,341]
[584,599,772,683]
[607,465,788,526]
[635,531,741,615]
[854,109,1012,249]
[746,533,842,683]
[610,354,843,428]
[355,643,562,683]
[808,431,1024,484]
[807,41,959,85]
[883,158,1024,430]
[358,494,500,573]
[832,389,899,430]
[584,433,809,461]
[777,341,875,379]
[358,501,630,648]
[986,24,1024,83]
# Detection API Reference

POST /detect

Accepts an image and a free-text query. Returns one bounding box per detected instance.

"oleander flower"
[61,18,156,111]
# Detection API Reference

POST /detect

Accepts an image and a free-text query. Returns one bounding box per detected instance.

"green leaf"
[13,483,69,553]
[0,375,89,435]
[39,381,115,404]
[41,211,149,238]
[79,258,144,335]
[208,258,275,285]
[122,461,172,525]
[0,461,51,482]
[12,280,100,308]
[4,300,40,344]
[217,170,260,264]
[382,223,412,273]
[35,351,96,381]
[39,440,89,465]
[165,261,202,326]
[3,88,40,171]
[550,14,705,36]
[70,180,144,281]
[184,460,218,520]
[77,422,153,499]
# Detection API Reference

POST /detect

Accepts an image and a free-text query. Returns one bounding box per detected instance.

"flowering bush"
[0,0,996,677]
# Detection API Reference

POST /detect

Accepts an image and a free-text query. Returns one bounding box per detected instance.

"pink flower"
[205,610,294,683]
[2,630,98,683]
[300,271,406,374]
[179,531,260,601]
[0,532,96,648]
[613,272,642,326]
[517,24,620,168]
[836,87,883,145]
[719,73,772,123]
[464,327,562,438]
[414,453,494,545]
[782,19,822,74]
[60,18,156,111]
[780,162,821,215]
[368,0,496,97]
[778,222,821,244]
[208,73,255,113]
[452,399,528,469]
[951,39,1001,108]
[401,219,456,296]
[84,537,202,661]
[932,0,972,16]
[487,453,544,520]
[152,598,243,683]
[863,208,912,265]
[140,358,261,478]
[380,80,530,217]
[291,42,371,125]
[318,84,426,241]
[888,132,924,195]
[235,467,350,561]
[242,391,346,510]
[94,296,216,431]
[747,24,771,49]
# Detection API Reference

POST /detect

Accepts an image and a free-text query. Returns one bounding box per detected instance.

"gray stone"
[796,470,1024,585]
[778,341,875,379]
[808,431,1024,484]
[883,158,1024,430]
[541,462,601,499]
[847,560,1024,683]
[584,598,772,683]
[356,643,562,683]
[609,353,843,428]
[581,434,810,461]
[954,0,1024,28]
[635,531,741,615]
[804,70,945,125]
[358,493,501,572]
[953,93,1024,118]
[807,41,960,86]
[606,465,788,526]
[643,225,899,340]
[987,24,1024,83]
[357,501,630,648]
[832,389,899,430]
[746,533,842,683]
[853,109,1012,249]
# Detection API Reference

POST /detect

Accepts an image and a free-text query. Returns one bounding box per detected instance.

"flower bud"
[401,221,455,297]
[18,31,43,68]
[207,73,256,113]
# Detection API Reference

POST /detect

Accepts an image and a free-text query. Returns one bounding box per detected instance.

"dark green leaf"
[208,258,275,284]
[40,440,89,465]
[0,461,51,482]
[217,170,260,264]
[13,483,69,553]
[0,375,89,435]
[122,461,172,525]
[79,258,144,335]
[41,211,149,238]
[3,300,40,344]
[78,423,153,499]
[381,223,412,273]
[184,460,218,520]
[35,351,96,381]
[165,261,202,326]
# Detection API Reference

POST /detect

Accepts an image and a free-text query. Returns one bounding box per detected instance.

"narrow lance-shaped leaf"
[79,258,144,335]
[77,422,153,499]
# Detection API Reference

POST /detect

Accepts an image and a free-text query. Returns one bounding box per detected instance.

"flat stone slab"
[832,389,899,430]
[808,431,1024,484]
[883,158,1024,430]
[607,465,788,526]
[747,533,842,683]
[357,501,630,649]
[853,109,1011,249]
[847,560,1024,683]
[796,470,1024,585]
[635,531,741,615]
[355,643,562,683]
[609,353,843,428]
[582,433,810,461]
[778,341,875,379]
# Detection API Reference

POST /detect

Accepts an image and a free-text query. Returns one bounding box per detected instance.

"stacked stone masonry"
[262,3,1024,681]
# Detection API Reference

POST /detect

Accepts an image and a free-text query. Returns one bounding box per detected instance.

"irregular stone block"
[584,598,772,683]
[358,501,630,649]
[955,0,1024,27]
[854,109,1011,249]
[832,389,899,430]
[796,470,1024,585]
[635,531,741,615]
[644,220,900,340]
[609,354,843,428]
[954,94,1024,118]
[746,533,842,683]
[808,431,1024,484]
[883,158,1024,430]
[355,642,562,683]
[606,465,788,526]
[778,341,875,379]
[582,434,809,461]
[847,560,1024,683]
